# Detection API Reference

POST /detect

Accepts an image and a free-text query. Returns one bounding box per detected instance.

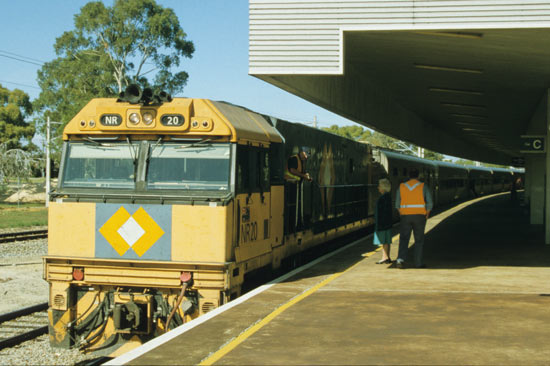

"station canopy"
[249,2,550,166]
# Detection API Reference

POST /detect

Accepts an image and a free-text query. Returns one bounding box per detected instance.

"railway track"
[0,229,48,243]
[0,302,49,350]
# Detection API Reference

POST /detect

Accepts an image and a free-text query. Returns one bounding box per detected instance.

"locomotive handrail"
[316,183,371,188]
[50,191,233,202]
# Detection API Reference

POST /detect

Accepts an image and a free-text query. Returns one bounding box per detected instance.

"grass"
[0,177,51,229]
[0,204,48,229]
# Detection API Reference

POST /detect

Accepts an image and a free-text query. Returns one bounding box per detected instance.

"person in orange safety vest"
[394,168,433,269]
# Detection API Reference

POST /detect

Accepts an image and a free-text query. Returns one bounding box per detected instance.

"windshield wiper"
[149,137,163,157]
[176,138,214,149]
[82,137,114,147]
[126,137,140,182]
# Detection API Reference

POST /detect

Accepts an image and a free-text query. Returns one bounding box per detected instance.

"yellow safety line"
[202,195,500,363]
[200,248,378,365]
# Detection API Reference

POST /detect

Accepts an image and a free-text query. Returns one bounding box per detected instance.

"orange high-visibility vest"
[399,179,427,215]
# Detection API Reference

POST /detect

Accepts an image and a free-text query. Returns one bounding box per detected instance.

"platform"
[108,193,550,365]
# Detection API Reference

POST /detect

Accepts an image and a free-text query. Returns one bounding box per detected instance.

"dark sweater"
[376,192,393,231]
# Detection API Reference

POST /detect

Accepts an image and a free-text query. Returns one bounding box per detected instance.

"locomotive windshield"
[59,140,232,193]
[146,143,230,191]
[62,142,136,189]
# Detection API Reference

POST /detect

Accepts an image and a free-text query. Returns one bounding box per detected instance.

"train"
[43,85,523,356]
[374,149,523,215]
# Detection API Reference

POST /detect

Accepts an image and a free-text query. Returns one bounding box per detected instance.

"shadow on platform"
[284,192,549,284]
[422,193,549,269]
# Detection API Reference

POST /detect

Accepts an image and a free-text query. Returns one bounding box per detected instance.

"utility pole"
[313,116,318,129]
[46,117,50,207]
[45,117,62,208]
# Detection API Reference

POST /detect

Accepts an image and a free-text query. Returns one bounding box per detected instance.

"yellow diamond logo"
[99,206,165,257]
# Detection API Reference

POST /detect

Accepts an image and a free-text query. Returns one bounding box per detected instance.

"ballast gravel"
[0,237,99,365]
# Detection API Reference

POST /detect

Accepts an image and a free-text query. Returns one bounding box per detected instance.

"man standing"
[395,168,433,269]
[284,147,312,231]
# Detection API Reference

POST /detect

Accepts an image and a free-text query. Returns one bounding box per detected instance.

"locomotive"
[43,85,522,356]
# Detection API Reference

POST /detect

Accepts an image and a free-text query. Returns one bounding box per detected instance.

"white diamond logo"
[117,217,145,247]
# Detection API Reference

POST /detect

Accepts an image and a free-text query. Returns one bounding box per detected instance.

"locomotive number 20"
[161,114,185,126]
[241,221,258,243]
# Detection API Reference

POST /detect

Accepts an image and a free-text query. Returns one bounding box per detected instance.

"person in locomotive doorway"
[284,147,313,231]
[374,178,394,264]
[395,167,433,269]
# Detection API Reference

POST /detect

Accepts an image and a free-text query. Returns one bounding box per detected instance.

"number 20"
[166,116,179,125]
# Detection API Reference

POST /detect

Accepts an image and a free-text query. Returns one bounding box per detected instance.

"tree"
[0,84,34,149]
[454,158,477,166]
[367,131,416,154]
[424,149,444,161]
[322,124,372,141]
[322,125,446,161]
[34,0,194,127]
[0,143,36,183]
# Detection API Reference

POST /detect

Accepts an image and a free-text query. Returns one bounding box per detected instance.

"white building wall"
[249,0,550,75]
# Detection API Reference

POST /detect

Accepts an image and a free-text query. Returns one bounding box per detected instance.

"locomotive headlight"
[129,112,140,124]
[143,112,154,125]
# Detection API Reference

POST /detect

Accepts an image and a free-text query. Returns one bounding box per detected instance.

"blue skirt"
[373,229,392,245]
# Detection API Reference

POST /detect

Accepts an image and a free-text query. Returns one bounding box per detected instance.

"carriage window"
[403,168,407,176]
[393,168,398,176]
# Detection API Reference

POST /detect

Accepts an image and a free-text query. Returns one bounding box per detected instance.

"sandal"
[376,259,391,264]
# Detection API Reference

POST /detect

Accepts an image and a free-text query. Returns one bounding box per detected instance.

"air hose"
[165,282,188,332]
[165,272,193,332]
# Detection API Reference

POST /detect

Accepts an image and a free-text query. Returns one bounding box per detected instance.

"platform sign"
[520,135,545,153]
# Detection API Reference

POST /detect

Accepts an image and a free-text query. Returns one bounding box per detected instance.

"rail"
[0,302,49,350]
[0,229,48,243]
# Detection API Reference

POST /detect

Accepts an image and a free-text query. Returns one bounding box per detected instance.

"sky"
[0,0,361,130]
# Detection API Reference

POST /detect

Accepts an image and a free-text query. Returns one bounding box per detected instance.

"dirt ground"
[2,180,50,203]
[0,262,47,314]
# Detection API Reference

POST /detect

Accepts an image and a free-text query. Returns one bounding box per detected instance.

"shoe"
[376,259,391,264]
[396,261,405,269]
[416,264,427,268]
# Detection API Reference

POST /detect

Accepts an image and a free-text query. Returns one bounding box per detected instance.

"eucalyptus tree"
[34,0,195,128]
[0,85,34,150]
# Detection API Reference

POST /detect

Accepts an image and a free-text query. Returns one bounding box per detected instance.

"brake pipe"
[165,272,193,332]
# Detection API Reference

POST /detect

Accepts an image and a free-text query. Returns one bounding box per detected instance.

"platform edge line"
[199,250,368,365]
[105,235,370,366]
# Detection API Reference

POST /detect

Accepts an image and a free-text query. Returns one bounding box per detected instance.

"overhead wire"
[0,49,44,91]
[0,79,40,90]
[0,49,45,65]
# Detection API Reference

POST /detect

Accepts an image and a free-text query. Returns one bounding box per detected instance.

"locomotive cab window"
[269,142,284,184]
[236,145,270,194]
[146,143,231,191]
[61,142,136,189]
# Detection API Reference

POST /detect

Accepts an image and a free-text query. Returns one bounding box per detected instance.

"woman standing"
[374,178,394,264]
